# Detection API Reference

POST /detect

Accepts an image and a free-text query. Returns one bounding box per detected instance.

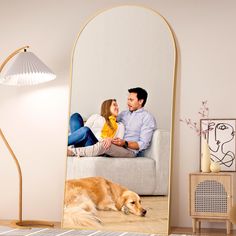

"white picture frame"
[200,119,236,172]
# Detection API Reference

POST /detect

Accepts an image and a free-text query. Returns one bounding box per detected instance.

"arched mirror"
[63,5,176,235]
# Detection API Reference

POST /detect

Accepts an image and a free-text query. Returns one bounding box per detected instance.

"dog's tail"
[63,206,102,228]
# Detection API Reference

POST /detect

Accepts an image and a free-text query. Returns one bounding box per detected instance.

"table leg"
[197,220,201,231]
[226,220,231,234]
[192,218,196,233]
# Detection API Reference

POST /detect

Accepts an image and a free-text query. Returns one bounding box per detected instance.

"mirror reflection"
[63,5,176,234]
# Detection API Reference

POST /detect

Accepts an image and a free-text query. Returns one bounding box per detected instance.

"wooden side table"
[189,172,236,234]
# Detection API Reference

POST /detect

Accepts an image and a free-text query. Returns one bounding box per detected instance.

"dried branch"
[180,101,210,136]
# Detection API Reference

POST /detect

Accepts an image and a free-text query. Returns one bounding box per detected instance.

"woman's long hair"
[100,99,117,129]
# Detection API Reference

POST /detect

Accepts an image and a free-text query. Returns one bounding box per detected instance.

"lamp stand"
[0,128,54,228]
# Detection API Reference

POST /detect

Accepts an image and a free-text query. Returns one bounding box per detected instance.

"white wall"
[1,0,236,229]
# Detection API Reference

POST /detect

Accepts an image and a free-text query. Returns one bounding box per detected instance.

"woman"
[68,99,124,148]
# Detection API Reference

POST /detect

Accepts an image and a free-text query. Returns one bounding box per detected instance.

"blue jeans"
[68,113,98,147]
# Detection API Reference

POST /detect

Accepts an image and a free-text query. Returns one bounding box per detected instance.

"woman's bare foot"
[67,147,75,156]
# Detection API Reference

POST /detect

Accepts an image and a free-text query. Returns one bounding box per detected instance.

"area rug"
[0,226,168,236]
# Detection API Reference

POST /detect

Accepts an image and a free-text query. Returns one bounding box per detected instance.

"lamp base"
[11,220,54,228]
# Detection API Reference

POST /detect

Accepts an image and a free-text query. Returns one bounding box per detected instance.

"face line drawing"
[204,121,235,169]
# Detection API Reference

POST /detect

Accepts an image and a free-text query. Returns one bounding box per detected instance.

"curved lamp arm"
[0,128,23,222]
[0,129,54,227]
[0,45,29,72]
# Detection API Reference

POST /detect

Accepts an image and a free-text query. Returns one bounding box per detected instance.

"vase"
[201,138,211,172]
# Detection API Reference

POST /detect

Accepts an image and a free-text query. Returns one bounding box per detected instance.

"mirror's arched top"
[71,5,176,130]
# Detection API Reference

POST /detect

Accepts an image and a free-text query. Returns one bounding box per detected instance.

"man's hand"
[113,138,140,150]
[102,137,113,149]
[112,137,125,147]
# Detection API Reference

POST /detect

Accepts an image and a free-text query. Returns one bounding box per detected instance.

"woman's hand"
[102,137,113,149]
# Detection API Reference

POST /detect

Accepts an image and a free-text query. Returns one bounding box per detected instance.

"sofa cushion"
[66,156,156,195]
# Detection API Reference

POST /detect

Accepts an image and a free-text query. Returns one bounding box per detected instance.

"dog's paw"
[121,206,130,215]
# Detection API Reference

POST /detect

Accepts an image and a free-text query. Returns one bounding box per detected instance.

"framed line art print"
[200,119,236,172]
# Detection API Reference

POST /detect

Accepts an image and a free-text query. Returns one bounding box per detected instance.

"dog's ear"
[116,193,127,210]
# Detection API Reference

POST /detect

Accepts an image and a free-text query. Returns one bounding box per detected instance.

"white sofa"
[66,129,170,195]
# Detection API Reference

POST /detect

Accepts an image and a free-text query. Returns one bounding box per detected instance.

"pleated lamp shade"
[0,51,56,86]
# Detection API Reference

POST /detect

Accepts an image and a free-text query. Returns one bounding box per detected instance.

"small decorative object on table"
[201,138,211,172]
[210,162,221,173]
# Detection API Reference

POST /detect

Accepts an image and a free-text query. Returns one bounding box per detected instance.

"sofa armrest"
[143,129,170,159]
[143,129,170,194]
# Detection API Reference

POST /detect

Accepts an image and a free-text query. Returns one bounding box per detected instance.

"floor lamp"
[0,46,56,227]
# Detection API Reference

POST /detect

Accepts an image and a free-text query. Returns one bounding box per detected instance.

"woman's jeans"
[68,113,98,147]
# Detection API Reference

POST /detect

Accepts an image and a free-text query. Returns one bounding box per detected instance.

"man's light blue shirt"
[117,108,157,155]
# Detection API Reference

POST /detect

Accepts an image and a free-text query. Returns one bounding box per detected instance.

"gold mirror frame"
[64,4,177,235]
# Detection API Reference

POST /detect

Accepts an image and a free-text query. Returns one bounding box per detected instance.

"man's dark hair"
[128,87,148,107]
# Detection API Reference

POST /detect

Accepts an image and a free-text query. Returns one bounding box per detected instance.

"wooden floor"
[2,217,236,235]
[171,227,236,236]
[0,196,168,234]
[63,196,168,234]
[93,196,168,234]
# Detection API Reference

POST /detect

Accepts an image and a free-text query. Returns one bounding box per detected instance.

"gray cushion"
[67,156,156,195]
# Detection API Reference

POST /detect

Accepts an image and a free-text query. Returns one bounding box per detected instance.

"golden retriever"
[63,176,146,228]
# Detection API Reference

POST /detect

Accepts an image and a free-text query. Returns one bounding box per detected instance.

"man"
[69,87,156,157]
